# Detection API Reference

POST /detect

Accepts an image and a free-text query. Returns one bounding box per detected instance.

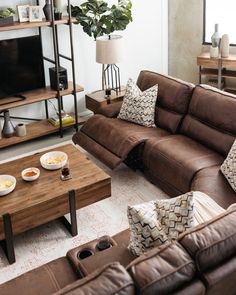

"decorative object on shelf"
[15,123,27,137]
[211,24,221,48]
[54,0,63,11]
[2,110,15,138]
[96,35,124,94]
[48,112,75,127]
[0,7,15,26]
[43,0,53,21]
[29,6,43,22]
[221,34,230,58]
[17,5,30,23]
[210,46,219,58]
[210,23,221,58]
[71,0,132,93]
[54,8,62,20]
[49,66,68,90]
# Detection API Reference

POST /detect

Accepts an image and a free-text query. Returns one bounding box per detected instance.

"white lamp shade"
[96,35,124,64]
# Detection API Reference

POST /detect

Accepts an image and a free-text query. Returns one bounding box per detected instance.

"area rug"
[0,140,168,284]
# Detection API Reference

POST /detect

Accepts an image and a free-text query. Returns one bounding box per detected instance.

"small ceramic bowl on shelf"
[21,167,40,182]
[0,175,16,196]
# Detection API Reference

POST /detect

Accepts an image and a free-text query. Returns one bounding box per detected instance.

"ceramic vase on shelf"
[211,24,221,48]
[221,34,230,58]
[43,0,53,21]
[2,110,15,138]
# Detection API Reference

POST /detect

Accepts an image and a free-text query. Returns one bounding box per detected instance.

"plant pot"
[54,12,62,20]
[0,16,14,27]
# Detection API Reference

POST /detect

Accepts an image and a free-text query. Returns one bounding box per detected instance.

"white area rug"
[0,140,168,284]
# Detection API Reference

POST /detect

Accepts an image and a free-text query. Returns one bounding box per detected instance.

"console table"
[197,52,236,94]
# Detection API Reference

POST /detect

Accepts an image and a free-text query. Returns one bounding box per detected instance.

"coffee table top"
[0,144,111,216]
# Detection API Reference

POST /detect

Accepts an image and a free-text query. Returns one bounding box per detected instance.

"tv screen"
[0,35,45,99]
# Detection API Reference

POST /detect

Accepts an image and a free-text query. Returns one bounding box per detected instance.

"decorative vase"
[210,46,219,58]
[43,0,53,21]
[16,123,27,137]
[221,34,230,58]
[0,16,14,27]
[54,0,62,11]
[211,24,221,48]
[2,110,15,138]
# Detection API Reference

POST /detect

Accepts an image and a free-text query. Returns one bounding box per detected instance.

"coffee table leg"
[0,213,15,264]
[59,190,78,237]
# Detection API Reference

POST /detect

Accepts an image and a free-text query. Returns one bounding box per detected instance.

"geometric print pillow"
[118,78,158,127]
[127,201,168,256]
[155,192,195,240]
[220,139,236,192]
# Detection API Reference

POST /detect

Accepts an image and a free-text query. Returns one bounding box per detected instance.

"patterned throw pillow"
[155,192,195,240]
[118,78,158,127]
[127,201,168,256]
[220,140,236,192]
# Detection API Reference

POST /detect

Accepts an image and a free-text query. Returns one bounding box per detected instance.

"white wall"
[0,0,168,119]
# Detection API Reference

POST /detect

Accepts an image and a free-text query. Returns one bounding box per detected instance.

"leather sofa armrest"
[97,101,123,118]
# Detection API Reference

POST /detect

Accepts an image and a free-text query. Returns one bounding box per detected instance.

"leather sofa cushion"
[172,280,205,295]
[143,135,224,193]
[52,262,135,295]
[181,85,236,156]
[127,242,196,295]
[137,70,194,133]
[80,115,169,160]
[179,207,236,273]
[0,257,79,295]
[191,165,236,209]
[202,255,236,295]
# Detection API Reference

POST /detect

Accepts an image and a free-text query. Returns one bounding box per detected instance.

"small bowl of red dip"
[21,168,40,182]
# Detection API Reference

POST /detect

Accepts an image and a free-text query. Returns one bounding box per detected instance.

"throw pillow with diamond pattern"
[221,139,236,192]
[118,78,158,127]
[155,192,195,240]
[127,201,168,256]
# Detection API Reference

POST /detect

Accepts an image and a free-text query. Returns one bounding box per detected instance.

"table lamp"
[96,35,124,95]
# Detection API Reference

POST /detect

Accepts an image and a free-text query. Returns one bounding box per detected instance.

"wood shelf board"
[0,114,87,149]
[0,82,84,112]
[198,52,236,67]
[0,17,77,32]
[200,68,236,78]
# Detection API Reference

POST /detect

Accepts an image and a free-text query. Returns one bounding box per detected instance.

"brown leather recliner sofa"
[73,70,236,209]
[1,205,236,295]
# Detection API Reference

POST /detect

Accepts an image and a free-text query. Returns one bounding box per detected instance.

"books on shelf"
[48,113,75,127]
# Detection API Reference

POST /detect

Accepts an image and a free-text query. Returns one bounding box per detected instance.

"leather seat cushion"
[52,262,135,295]
[0,257,79,295]
[143,135,224,193]
[80,115,170,160]
[126,242,196,295]
[179,207,236,273]
[191,165,236,209]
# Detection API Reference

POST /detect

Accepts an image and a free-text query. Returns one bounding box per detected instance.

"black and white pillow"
[127,201,168,256]
[118,78,158,127]
[220,139,236,192]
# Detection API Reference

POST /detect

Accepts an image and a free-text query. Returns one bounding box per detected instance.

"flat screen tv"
[0,35,45,99]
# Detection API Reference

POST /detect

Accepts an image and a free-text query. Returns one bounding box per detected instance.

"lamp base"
[102,64,121,95]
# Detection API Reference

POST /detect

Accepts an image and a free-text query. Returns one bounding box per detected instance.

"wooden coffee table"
[0,144,111,264]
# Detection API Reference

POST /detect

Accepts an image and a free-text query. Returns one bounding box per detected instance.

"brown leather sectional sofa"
[1,205,236,294]
[73,70,236,209]
[1,71,236,294]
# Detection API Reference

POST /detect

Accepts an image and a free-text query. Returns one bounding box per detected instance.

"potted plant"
[71,0,132,40]
[0,7,15,27]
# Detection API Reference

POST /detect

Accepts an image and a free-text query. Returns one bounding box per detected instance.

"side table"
[85,88,126,114]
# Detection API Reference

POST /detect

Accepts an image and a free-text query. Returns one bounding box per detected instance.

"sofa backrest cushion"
[126,242,196,295]
[179,207,236,273]
[53,262,135,295]
[180,85,236,156]
[136,71,194,133]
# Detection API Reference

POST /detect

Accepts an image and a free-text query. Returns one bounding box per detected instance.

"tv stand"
[0,2,85,149]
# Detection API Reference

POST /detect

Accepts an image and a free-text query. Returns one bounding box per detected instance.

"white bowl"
[0,175,16,196]
[40,151,68,170]
[21,167,40,182]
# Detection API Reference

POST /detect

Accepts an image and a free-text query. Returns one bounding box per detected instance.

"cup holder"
[77,248,94,260]
[96,235,113,251]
